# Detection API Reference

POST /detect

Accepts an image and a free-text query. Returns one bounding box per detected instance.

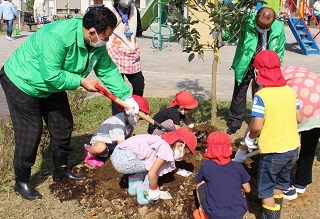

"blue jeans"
[257,148,299,199]
[5,19,14,37]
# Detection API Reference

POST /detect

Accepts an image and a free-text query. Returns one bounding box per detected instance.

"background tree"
[170,0,261,125]
[26,0,35,12]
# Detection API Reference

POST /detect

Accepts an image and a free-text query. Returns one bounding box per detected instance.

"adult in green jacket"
[227,7,285,135]
[0,7,139,200]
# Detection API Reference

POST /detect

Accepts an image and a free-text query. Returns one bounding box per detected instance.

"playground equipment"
[287,0,320,55]
[141,0,172,51]
[148,1,172,50]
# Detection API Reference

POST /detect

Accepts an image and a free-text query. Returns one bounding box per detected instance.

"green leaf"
[188,53,195,62]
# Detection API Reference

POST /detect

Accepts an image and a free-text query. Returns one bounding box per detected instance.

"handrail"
[287,0,320,39]
[148,0,172,51]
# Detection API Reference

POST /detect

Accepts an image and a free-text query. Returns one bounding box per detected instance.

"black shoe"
[14,182,42,200]
[227,126,238,135]
[53,167,85,182]
[52,155,85,182]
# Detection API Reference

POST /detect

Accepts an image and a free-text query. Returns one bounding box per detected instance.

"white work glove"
[124,96,139,116]
[175,168,193,177]
[188,123,194,129]
[146,187,160,201]
[245,132,259,152]
[232,149,247,163]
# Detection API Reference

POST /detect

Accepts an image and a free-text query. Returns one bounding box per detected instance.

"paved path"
[1,25,320,119]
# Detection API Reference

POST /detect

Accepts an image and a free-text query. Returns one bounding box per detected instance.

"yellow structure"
[264,0,281,14]
[188,0,216,49]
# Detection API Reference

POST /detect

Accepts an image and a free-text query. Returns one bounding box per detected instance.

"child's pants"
[257,148,299,199]
[111,146,147,174]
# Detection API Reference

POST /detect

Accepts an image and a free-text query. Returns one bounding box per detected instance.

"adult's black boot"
[52,155,85,182]
[14,167,42,200]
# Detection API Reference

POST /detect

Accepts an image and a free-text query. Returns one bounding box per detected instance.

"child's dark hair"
[83,7,117,34]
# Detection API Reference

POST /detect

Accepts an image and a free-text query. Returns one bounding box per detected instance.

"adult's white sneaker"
[294,184,308,194]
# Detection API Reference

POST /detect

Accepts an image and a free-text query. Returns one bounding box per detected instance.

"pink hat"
[205,132,232,165]
[162,128,197,154]
[168,91,198,109]
[252,50,286,87]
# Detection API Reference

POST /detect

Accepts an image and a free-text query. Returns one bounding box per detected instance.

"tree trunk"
[211,49,219,125]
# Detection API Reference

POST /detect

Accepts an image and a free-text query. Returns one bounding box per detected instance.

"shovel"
[94,84,171,132]
[246,149,260,158]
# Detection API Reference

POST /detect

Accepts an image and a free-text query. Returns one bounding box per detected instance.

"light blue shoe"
[128,175,143,196]
[136,184,152,205]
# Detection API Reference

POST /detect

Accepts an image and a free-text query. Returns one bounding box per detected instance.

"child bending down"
[85,95,151,167]
[111,128,197,204]
[147,90,198,135]
[194,132,251,219]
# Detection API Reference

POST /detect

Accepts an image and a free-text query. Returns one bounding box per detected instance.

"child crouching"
[194,132,251,219]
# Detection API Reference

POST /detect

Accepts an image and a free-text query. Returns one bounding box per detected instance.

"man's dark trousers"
[228,68,254,130]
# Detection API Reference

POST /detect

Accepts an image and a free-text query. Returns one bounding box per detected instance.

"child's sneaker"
[283,186,298,200]
[294,184,308,194]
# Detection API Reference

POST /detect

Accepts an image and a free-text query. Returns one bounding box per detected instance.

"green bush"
[26,0,35,12]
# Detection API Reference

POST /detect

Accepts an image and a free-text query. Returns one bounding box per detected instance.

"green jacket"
[4,18,130,99]
[231,13,285,85]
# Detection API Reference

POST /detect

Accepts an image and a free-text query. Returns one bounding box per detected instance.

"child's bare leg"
[262,197,275,207]
[274,189,283,195]
[90,142,108,155]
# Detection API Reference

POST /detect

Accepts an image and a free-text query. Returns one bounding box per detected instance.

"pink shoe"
[84,145,104,167]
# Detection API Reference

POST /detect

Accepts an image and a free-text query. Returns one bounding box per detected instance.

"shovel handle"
[245,149,260,158]
[94,84,169,132]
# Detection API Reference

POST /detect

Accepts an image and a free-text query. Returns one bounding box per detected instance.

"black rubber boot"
[274,194,283,212]
[52,155,85,182]
[14,167,42,200]
[262,204,281,219]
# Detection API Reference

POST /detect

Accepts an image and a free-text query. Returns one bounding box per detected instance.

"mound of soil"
[48,124,262,218]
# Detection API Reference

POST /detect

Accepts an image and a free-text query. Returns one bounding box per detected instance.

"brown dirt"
[49,123,320,219]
